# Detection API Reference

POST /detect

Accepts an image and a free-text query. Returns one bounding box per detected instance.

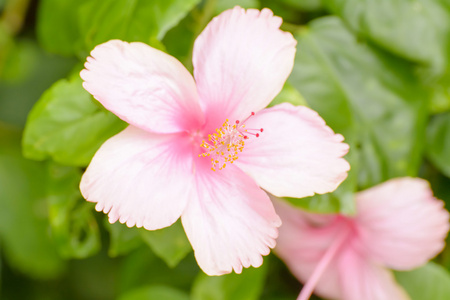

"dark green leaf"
[0,38,35,82]
[65,251,120,300]
[119,246,198,294]
[22,74,126,167]
[37,0,201,57]
[191,263,268,300]
[289,17,428,192]
[105,221,143,257]
[118,285,190,300]
[395,262,450,300]
[323,0,450,72]
[260,255,302,300]
[426,112,450,178]
[0,124,64,279]
[162,11,198,69]
[259,0,304,24]
[46,163,100,258]
[140,220,192,268]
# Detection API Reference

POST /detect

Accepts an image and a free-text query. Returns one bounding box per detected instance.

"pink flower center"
[199,112,263,171]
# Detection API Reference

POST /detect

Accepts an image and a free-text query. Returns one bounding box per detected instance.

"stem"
[297,226,350,300]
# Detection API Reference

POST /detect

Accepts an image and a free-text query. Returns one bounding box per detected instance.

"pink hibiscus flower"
[274,177,450,300]
[79,6,350,275]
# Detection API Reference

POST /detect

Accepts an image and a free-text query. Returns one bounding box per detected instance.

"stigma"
[199,112,263,171]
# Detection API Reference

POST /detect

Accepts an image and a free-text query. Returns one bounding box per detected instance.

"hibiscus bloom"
[79,6,350,275]
[274,177,450,300]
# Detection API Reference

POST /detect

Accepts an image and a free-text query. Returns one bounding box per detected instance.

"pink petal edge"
[236,103,350,198]
[81,40,204,134]
[273,198,343,300]
[182,160,281,275]
[274,198,411,300]
[80,126,195,230]
[355,177,450,270]
[274,177,450,300]
[193,6,297,132]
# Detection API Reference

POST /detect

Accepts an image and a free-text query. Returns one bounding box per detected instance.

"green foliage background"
[1,0,450,299]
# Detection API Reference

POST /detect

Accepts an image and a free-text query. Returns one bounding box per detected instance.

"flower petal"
[338,248,410,300]
[80,126,195,230]
[273,199,343,300]
[181,160,281,275]
[355,177,450,270]
[235,103,350,198]
[81,40,204,134]
[192,7,296,130]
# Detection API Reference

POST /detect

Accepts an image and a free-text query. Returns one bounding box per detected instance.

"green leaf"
[269,81,308,107]
[36,0,89,56]
[0,38,76,127]
[22,74,126,167]
[140,220,192,268]
[278,0,323,11]
[105,221,143,257]
[65,251,120,300]
[261,255,303,300]
[0,124,64,279]
[119,246,198,294]
[426,112,450,178]
[118,285,190,300]
[259,0,304,24]
[162,11,198,69]
[421,70,450,114]
[289,17,428,192]
[46,163,100,258]
[395,262,450,300]
[191,263,268,300]
[430,84,450,114]
[323,0,450,72]
[216,0,259,13]
[1,38,36,82]
[37,0,201,57]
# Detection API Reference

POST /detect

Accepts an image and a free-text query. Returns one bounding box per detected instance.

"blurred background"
[1,0,450,299]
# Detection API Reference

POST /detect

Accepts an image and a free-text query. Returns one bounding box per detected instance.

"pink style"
[275,177,450,300]
[79,6,350,276]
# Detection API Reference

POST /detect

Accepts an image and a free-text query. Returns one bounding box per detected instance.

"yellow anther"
[199,113,262,171]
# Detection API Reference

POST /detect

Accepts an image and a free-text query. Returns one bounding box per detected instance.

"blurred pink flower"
[275,177,450,300]
[79,6,350,275]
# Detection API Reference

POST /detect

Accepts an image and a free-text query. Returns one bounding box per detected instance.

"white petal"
[81,40,204,134]
[193,7,296,131]
[236,103,350,198]
[80,126,195,230]
[182,161,281,275]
